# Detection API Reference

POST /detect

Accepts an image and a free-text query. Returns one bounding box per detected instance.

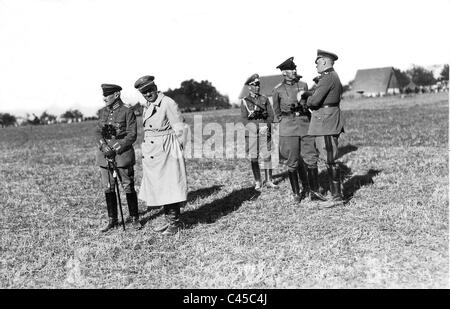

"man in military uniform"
[95,84,141,231]
[241,73,278,190]
[299,49,345,208]
[272,57,327,203]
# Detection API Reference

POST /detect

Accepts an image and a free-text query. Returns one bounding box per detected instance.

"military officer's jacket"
[240,93,274,136]
[272,79,310,137]
[95,98,137,167]
[305,68,344,136]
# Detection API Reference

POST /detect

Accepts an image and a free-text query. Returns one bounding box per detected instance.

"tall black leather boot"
[307,167,328,202]
[251,161,262,190]
[317,164,344,209]
[126,192,142,230]
[101,192,118,232]
[297,162,310,200]
[288,170,301,202]
[162,203,182,236]
[322,163,344,208]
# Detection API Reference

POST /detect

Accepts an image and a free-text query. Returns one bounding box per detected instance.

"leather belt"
[144,129,175,137]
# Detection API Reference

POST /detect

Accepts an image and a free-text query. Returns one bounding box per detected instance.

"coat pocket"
[314,110,334,122]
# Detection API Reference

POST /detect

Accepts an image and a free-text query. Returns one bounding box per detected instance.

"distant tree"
[440,64,449,81]
[0,113,17,127]
[72,109,83,119]
[164,79,231,112]
[393,67,410,88]
[39,111,56,124]
[407,65,436,86]
[61,110,74,119]
[61,109,83,121]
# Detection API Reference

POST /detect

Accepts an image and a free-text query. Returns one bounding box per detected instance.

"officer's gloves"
[101,144,116,159]
[248,110,268,120]
[297,90,311,101]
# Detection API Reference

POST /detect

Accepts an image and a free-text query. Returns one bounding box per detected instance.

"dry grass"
[0,92,448,288]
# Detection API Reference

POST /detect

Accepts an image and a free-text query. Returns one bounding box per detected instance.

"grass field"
[0,92,448,288]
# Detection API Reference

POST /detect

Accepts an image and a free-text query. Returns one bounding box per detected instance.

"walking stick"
[108,159,126,231]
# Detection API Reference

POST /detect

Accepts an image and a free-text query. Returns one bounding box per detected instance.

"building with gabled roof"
[350,67,400,97]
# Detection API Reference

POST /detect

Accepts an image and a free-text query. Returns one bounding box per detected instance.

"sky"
[0,0,449,117]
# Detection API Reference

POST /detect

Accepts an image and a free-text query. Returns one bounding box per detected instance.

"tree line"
[1,79,231,127]
[121,79,231,116]
[0,109,87,127]
[394,64,448,88]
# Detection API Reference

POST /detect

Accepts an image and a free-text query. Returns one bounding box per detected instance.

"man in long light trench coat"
[134,75,188,236]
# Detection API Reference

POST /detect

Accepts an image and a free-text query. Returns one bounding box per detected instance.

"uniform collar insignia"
[322,67,335,75]
[108,99,122,111]
[283,79,297,86]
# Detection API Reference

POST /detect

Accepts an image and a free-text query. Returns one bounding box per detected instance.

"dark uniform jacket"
[272,79,310,137]
[240,93,274,136]
[95,99,137,167]
[305,68,344,136]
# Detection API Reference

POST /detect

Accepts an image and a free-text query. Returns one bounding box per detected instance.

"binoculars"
[290,103,310,116]
[101,124,117,139]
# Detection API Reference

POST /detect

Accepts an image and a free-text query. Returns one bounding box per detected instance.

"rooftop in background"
[351,67,399,94]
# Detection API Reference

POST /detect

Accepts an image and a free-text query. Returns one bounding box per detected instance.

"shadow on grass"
[187,185,223,203]
[343,168,381,200]
[318,164,381,201]
[337,144,358,159]
[181,186,261,228]
[138,185,225,226]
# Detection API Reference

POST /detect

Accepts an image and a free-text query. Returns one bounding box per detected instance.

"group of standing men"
[94,49,345,236]
[241,49,345,209]
[95,76,187,236]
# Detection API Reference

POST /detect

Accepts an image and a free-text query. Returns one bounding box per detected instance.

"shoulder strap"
[242,98,252,114]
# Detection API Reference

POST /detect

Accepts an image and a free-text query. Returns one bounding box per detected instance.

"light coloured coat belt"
[144,129,175,137]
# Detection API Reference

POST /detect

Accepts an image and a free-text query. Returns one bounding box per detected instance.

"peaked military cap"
[276,57,296,71]
[315,49,338,63]
[134,75,156,93]
[101,84,122,96]
[245,73,260,86]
